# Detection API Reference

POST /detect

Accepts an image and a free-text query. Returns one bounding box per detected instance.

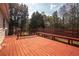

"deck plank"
[0,35,79,56]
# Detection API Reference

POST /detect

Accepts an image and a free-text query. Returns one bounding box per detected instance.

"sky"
[25,3,64,18]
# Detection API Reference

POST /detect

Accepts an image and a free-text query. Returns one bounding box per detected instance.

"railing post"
[68,40,70,44]
[71,40,73,45]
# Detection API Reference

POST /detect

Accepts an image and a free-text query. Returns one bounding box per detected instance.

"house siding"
[0,11,5,45]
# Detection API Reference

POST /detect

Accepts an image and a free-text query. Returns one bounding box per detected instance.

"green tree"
[29,11,45,33]
[8,3,28,35]
[47,16,54,28]
[52,11,59,29]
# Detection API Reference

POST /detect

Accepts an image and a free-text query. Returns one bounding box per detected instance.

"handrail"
[36,32,79,45]
[37,32,79,41]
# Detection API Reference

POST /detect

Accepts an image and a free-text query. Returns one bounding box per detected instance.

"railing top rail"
[38,32,79,41]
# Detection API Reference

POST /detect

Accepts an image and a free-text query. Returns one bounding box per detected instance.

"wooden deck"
[0,35,79,56]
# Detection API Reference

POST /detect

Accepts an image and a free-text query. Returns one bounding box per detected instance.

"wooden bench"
[36,32,79,45]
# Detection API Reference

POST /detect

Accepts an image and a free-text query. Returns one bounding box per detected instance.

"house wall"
[0,11,5,45]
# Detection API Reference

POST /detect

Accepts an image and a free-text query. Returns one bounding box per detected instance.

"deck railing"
[37,28,79,38]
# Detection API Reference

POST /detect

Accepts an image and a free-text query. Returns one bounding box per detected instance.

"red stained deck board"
[0,35,79,56]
